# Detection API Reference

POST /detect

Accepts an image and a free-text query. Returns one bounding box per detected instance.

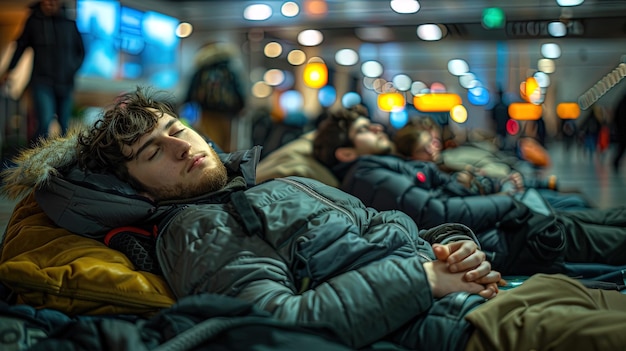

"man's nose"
[169,138,191,159]
[370,124,384,133]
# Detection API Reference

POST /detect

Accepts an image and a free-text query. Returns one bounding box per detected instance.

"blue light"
[179,102,201,125]
[76,1,119,36]
[318,85,337,107]
[468,87,490,106]
[279,90,304,113]
[142,11,179,48]
[150,69,179,89]
[389,109,409,129]
[342,92,362,108]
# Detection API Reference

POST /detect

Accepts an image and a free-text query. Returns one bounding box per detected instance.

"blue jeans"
[30,84,73,142]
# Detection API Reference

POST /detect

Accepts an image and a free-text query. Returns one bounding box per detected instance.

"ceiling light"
[243,4,272,21]
[281,2,300,17]
[175,22,193,38]
[264,42,283,58]
[556,102,580,119]
[287,50,306,65]
[410,81,427,95]
[303,60,328,88]
[417,24,443,41]
[541,43,561,59]
[556,0,584,6]
[392,74,412,91]
[252,81,272,98]
[297,29,324,46]
[390,0,420,14]
[450,105,468,123]
[335,48,359,66]
[448,59,469,76]
[263,69,285,86]
[548,22,567,37]
[361,60,384,78]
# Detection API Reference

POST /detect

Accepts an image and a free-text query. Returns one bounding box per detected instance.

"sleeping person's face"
[410,129,442,162]
[123,112,228,201]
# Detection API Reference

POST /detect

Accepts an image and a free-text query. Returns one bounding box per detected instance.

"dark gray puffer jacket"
[3,132,484,350]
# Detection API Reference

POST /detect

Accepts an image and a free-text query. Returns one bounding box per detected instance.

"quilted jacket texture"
[1,131,484,350]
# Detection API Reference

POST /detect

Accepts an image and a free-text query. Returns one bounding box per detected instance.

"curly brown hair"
[313,106,366,168]
[77,86,177,188]
[393,117,440,158]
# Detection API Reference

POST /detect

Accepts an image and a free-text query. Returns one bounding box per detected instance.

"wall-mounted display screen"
[76,0,180,88]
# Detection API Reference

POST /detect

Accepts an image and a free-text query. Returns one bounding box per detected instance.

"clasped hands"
[424,240,505,300]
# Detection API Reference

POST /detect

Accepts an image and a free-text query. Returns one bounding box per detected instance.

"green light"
[482,7,505,29]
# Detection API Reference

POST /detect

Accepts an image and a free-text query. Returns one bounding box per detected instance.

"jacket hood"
[1,130,262,238]
[29,1,69,18]
[1,131,79,201]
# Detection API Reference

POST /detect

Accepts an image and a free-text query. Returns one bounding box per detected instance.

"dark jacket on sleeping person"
[1,131,484,350]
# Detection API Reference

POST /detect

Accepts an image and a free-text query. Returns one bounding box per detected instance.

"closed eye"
[171,128,186,136]
[148,148,160,160]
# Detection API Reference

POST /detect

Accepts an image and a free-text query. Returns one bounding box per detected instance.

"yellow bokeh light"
[252,81,272,98]
[303,62,328,88]
[377,92,406,112]
[264,42,283,58]
[413,93,462,112]
[287,50,306,65]
[450,105,468,123]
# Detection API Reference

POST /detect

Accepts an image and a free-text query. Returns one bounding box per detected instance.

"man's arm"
[2,16,34,83]
[341,158,519,233]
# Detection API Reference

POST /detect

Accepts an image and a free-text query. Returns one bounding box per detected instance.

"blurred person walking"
[0,0,84,144]
[613,92,626,172]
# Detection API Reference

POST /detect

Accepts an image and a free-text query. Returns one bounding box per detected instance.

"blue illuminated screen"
[76,0,180,88]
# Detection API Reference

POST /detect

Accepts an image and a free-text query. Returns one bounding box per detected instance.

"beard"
[145,149,229,202]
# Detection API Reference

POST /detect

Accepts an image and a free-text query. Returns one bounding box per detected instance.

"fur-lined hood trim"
[1,130,80,201]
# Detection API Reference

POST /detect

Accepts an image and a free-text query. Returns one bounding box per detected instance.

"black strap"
[230,191,263,237]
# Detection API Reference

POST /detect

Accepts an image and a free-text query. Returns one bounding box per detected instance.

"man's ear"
[335,147,358,163]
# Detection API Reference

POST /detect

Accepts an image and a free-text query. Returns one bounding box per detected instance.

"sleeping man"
[3,86,626,351]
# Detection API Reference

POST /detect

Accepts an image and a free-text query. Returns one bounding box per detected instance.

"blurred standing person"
[612,92,626,172]
[0,0,84,144]
[579,104,602,159]
[488,89,509,150]
[185,42,246,152]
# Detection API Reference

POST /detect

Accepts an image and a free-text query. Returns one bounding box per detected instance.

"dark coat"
[334,155,517,234]
[8,2,85,95]
[28,134,482,350]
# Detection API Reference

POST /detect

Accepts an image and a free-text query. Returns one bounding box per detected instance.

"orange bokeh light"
[556,102,581,119]
[508,102,543,120]
[413,93,462,112]
[377,92,406,112]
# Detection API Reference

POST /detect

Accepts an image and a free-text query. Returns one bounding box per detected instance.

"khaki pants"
[465,274,626,351]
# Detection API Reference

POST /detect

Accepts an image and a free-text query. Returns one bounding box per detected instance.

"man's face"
[41,0,61,16]
[411,129,442,162]
[348,117,393,156]
[124,112,227,201]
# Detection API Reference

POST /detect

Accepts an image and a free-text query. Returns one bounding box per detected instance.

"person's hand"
[455,171,474,189]
[432,241,503,299]
[506,171,524,192]
[422,259,488,299]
